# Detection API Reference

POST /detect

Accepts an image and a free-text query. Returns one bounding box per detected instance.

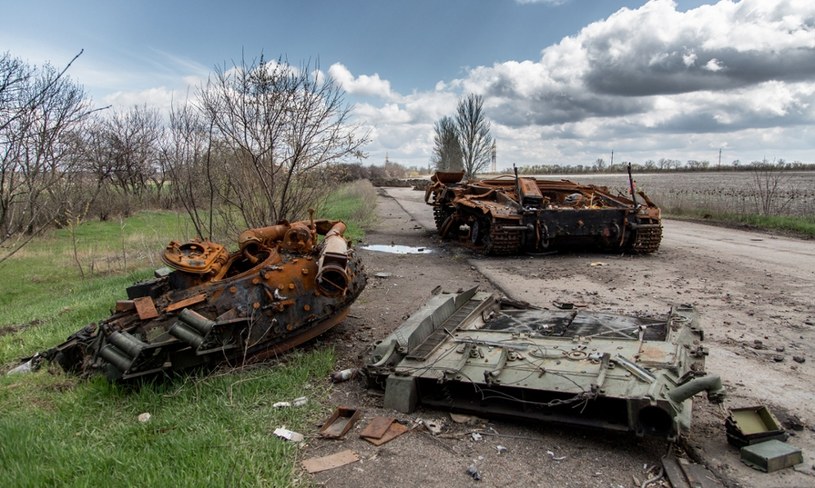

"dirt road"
[306,187,814,488]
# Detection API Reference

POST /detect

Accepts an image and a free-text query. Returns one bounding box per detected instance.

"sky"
[2,0,814,168]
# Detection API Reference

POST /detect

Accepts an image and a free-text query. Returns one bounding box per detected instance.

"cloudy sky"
[3,0,814,168]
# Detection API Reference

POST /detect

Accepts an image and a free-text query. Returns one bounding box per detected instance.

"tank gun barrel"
[316,221,350,296]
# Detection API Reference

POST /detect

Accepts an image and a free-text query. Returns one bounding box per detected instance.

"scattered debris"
[496,445,508,454]
[552,301,574,310]
[302,450,360,474]
[137,412,151,423]
[471,432,483,442]
[6,359,34,375]
[726,405,788,447]
[273,427,304,443]
[272,396,308,408]
[420,419,443,435]
[330,368,359,383]
[589,261,608,267]
[546,450,567,461]
[466,464,482,481]
[319,407,361,439]
[373,272,393,278]
[741,439,803,473]
[359,417,409,446]
[360,416,395,439]
[449,413,479,424]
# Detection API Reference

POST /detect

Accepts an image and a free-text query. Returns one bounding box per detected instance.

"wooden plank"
[302,450,359,474]
[166,293,206,313]
[133,296,159,320]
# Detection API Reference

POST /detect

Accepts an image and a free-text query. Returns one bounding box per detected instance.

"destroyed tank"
[26,218,366,382]
[366,288,724,440]
[424,166,662,255]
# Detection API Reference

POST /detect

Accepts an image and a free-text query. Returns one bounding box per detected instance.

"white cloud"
[388,0,815,166]
[328,63,394,99]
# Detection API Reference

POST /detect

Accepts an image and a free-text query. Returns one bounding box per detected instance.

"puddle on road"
[361,244,433,254]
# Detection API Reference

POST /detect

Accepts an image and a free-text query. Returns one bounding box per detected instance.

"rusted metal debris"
[319,406,362,439]
[25,218,366,382]
[366,288,723,440]
[424,165,662,255]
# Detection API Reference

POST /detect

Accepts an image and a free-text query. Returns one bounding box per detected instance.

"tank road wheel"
[628,219,663,254]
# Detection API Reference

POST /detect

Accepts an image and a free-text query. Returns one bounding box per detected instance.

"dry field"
[539,171,815,217]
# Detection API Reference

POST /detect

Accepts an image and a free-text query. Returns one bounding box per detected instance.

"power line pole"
[491,141,497,173]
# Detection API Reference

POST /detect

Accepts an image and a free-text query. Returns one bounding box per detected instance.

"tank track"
[485,224,522,255]
[433,205,453,233]
[629,222,662,254]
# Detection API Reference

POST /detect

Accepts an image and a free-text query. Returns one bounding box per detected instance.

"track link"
[629,221,662,254]
[485,223,522,255]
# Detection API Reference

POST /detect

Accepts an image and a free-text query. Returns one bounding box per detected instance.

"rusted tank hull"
[425,172,662,255]
[37,219,366,382]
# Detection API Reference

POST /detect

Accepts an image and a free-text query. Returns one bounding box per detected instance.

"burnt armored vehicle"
[424,167,662,255]
[366,288,723,440]
[27,218,366,382]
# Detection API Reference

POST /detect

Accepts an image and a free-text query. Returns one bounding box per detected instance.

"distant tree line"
[507,158,815,175]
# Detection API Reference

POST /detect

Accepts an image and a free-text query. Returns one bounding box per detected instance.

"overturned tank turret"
[425,166,662,255]
[33,218,366,382]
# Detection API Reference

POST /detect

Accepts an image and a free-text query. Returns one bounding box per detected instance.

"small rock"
[772,354,784,362]
[138,412,151,423]
[466,465,481,481]
[793,356,806,363]
[753,340,765,350]
[776,346,786,352]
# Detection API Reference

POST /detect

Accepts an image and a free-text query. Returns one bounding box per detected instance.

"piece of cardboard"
[302,450,359,474]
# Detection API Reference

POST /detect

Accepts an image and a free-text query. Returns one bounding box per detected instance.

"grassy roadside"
[0,180,377,487]
[663,210,815,239]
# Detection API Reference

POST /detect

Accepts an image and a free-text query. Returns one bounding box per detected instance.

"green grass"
[664,209,815,238]
[317,179,378,241]
[0,352,333,487]
[0,182,373,487]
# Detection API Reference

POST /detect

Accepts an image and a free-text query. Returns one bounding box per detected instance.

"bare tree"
[195,55,368,229]
[455,94,493,179]
[750,160,793,216]
[105,105,163,201]
[431,115,462,172]
[161,100,215,239]
[0,51,93,263]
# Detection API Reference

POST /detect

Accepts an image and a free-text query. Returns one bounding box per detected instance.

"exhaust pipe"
[668,375,725,403]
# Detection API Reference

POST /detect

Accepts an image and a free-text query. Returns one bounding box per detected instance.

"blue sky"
[3,0,813,167]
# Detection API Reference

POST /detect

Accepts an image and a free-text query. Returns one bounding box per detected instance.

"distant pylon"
[491,142,497,173]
